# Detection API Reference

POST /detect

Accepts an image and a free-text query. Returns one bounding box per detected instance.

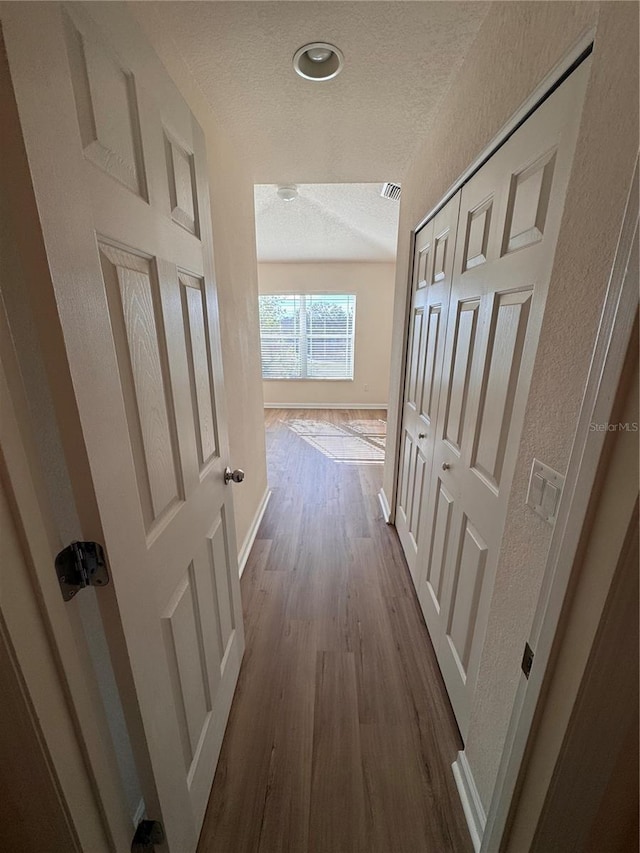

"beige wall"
[132,6,268,555]
[382,0,638,811]
[258,262,395,407]
[507,356,638,850]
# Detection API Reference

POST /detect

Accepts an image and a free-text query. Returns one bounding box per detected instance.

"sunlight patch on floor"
[286,418,386,464]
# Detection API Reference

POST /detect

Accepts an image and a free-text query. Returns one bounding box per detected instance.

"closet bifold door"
[415,59,590,740]
[395,194,460,584]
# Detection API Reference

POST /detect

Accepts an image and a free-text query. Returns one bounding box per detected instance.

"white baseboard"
[264,403,387,410]
[452,752,486,852]
[378,488,392,523]
[238,488,272,578]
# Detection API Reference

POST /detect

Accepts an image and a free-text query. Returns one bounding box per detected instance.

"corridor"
[198,409,472,852]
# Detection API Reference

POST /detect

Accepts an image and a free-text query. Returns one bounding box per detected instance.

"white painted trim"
[263,403,387,410]
[377,488,391,523]
[237,488,272,578]
[389,225,417,527]
[452,752,486,853]
[132,798,146,829]
[481,156,639,851]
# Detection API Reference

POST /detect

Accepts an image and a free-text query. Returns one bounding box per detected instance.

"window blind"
[259,293,356,380]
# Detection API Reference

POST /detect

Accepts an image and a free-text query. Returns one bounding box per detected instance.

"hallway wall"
[258,262,395,408]
[382,0,639,812]
[132,6,268,559]
[136,0,639,821]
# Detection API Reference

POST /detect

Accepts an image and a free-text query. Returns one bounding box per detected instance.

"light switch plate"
[526,459,564,525]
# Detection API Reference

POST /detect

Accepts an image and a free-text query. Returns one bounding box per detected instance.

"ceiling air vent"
[381,182,401,201]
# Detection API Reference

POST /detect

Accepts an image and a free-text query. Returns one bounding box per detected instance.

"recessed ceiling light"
[293,42,344,82]
[277,184,298,201]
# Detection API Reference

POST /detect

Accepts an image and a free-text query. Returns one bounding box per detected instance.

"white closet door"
[417,60,590,738]
[395,195,460,582]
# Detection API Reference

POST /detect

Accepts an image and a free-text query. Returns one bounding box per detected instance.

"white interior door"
[416,60,590,738]
[2,5,244,850]
[395,195,460,581]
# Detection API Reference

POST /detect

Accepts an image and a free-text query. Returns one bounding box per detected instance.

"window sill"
[262,378,355,382]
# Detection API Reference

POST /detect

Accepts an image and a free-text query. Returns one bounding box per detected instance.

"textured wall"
[258,262,395,407]
[383,0,639,810]
[132,6,268,556]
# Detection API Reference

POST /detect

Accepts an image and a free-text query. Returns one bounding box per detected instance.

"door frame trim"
[0,305,132,852]
[386,28,596,524]
[480,154,639,851]
[0,19,137,847]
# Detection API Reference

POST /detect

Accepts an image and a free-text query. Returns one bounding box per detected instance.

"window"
[259,294,356,380]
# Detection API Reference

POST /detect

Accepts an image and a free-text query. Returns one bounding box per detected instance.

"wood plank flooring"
[198,409,472,853]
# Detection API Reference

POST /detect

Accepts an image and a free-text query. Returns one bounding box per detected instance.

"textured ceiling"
[135,2,490,184]
[254,183,400,262]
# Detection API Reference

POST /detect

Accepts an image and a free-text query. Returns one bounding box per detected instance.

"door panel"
[2,5,244,850]
[445,515,487,681]
[165,133,200,236]
[423,478,454,616]
[65,13,146,198]
[164,564,213,769]
[409,451,426,544]
[462,197,492,271]
[502,149,556,255]
[415,60,590,738]
[442,298,480,454]
[395,195,460,580]
[471,289,532,490]
[407,306,425,408]
[179,273,219,471]
[419,305,442,422]
[99,243,184,529]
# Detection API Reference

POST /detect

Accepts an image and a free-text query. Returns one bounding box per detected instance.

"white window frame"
[259,293,356,381]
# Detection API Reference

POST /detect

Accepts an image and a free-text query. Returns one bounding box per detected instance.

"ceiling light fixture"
[293,42,344,81]
[277,184,298,202]
[307,46,333,63]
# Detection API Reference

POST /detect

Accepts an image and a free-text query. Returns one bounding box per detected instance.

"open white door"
[2,4,244,850]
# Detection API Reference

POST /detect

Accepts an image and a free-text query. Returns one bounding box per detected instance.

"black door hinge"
[132,819,165,852]
[55,541,110,601]
[521,642,534,679]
